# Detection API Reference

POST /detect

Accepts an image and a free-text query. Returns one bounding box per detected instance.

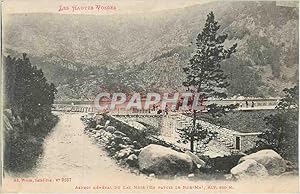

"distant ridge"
[4,1,299,100]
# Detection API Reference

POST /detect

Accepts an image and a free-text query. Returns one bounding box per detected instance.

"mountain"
[3,1,299,100]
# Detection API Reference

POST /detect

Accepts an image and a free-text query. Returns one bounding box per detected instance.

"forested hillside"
[4,1,298,100]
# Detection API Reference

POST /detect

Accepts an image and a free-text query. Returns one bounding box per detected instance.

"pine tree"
[254,84,298,161]
[4,54,57,127]
[181,12,237,152]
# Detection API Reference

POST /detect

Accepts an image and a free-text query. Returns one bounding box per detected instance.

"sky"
[3,0,211,15]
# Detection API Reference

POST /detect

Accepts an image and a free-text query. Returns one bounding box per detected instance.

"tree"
[254,84,298,161]
[4,53,57,130]
[276,85,298,110]
[177,123,217,149]
[4,54,58,172]
[181,12,237,152]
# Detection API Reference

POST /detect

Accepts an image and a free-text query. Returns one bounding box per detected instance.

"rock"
[119,144,128,149]
[92,133,98,138]
[102,131,113,139]
[125,154,138,167]
[115,148,133,159]
[185,151,206,168]
[278,171,298,178]
[203,140,231,158]
[132,169,140,174]
[119,144,134,149]
[132,141,141,148]
[104,120,110,127]
[122,137,131,143]
[114,130,127,137]
[4,109,13,120]
[149,173,155,178]
[112,136,126,145]
[132,149,141,155]
[95,125,104,130]
[224,174,234,180]
[95,132,101,138]
[106,126,116,133]
[96,115,103,124]
[239,149,286,175]
[127,121,146,130]
[102,137,109,144]
[4,114,13,132]
[188,173,195,178]
[111,141,116,147]
[231,159,269,180]
[285,160,297,172]
[128,154,138,160]
[138,144,193,176]
[99,129,106,135]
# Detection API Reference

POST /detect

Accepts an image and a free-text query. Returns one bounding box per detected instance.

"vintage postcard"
[1,0,299,193]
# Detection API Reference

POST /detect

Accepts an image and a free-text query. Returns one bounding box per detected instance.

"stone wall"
[100,114,185,151]
[178,114,261,152]
[113,114,164,129]
[111,113,262,152]
[101,114,148,146]
[239,134,261,152]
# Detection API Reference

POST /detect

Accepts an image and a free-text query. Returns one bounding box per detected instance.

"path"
[33,112,143,184]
